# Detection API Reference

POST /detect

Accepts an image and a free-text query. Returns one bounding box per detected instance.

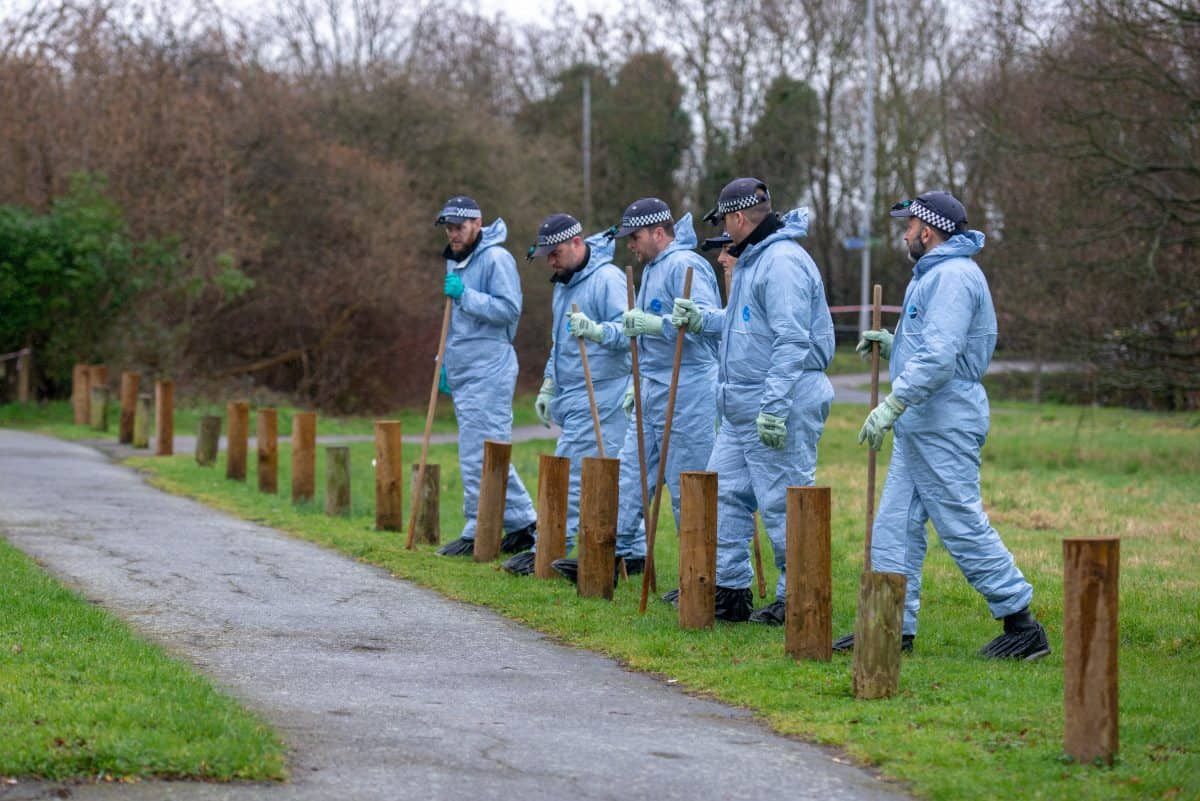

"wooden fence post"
[118,371,139,444]
[257,408,278,494]
[16,346,31,403]
[577,456,619,600]
[474,440,512,562]
[409,463,440,545]
[225,400,249,481]
[678,471,717,629]
[132,393,151,449]
[852,572,906,699]
[195,415,222,466]
[786,486,832,661]
[88,386,109,431]
[154,380,173,456]
[374,421,403,532]
[291,412,316,502]
[325,446,351,516]
[72,364,90,424]
[1064,537,1119,765]
[534,454,570,579]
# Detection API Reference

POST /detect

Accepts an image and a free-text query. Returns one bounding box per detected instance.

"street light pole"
[859,0,876,335]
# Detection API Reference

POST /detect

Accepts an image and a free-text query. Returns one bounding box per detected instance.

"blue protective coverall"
[616,213,721,558]
[443,218,538,540]
[692,208,834,598]
[872,230,1033,635]
[545,233,632,548]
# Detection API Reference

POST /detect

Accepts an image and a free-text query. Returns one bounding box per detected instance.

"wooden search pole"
[534,454,571,579]
[571,303,606,457]
[785,486,832,661]
[291,411,316,502]
[678,471,717,629]
[625,266,655,599]
[118,371,139,444]
[639,266,694,614]
[226,400,249,481]
[154,380,173,456]
[1064,537,1119,765]
[577,456,619,600]
[473,440,512,562]
[406,298,453,549]
[257,408,278,494]
[375,421,404,532]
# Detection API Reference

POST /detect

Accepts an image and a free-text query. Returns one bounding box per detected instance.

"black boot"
[501,551,536,576]
[436,536,474,557]
[714,586,753,622]
[501,523,537,554]
[661,588,680,607]
[622,557,645,576]
[831,632,915,654]
[978,608,1051,661]
[550,557,628,585]
[749,600,786,625]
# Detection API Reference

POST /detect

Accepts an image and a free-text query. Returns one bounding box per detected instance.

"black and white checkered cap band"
[911,202,955,233]
[620,209,672,229]
[441,206,482,220]
[538,221,582,247]
[717,193,766,215]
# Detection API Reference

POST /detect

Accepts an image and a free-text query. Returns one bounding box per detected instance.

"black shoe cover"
[502,551,536,576]
[831,632,915,654]
[550,557,578,583]
[436,536,474,557]
[501,524,537,554]
[661,588,680,607]
[979,608,1051,660]
[715,586,753,622]
[622,557,645,576]
[749,600,786,625]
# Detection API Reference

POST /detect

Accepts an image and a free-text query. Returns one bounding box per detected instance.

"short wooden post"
[678,471,717,629]
[577,456,619,600]
[291,411,316,502]
[72,364,90,424]
[132,393,151,449]
[409,463,440,545]
[473,440,512,562]
[374,421,403,532]
[534,454,570,579]
[257,408,278,494]
[325,446,351,516]
[786,486,832,661]
[88,364,107,396]
[225,400,249,481]
[852,571,907,699]
[195,415,222,467]
[1064,537,1119,765]
[118,371,139,444]
[154,380,174,456]
[16,346,31,403]
[88,385,108,431]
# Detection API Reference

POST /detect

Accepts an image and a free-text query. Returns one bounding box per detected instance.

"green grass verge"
[117,400,1199,801]
[0,538,287,781]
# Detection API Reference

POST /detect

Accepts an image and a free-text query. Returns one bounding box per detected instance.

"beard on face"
[906,226,929,262]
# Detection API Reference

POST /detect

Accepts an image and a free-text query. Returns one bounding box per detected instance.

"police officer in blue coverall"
[671,179,835,623]
[500,214,633,576]
[601,199,723,595]
[432,196,539,557]
[833,191,1050,659]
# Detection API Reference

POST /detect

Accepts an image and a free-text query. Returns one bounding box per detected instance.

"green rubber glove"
[444,272,465,299]
[858,394,906,450]
[534,378,555,428]
[855,328,893,361]
[756,412,788,449]
[622,385,635,419]
[670,298,704,334]
[569,311,604,343]
[622,308,665,338]
[438,365,451,396]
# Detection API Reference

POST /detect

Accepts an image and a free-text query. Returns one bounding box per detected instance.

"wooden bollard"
[195,415,222,466]
[533,454,570,579]
[852,571,907,699]
[154,380,173,456]
[678,471,717,629]
[89,386,109,431]
[132,393,151,449]
[16,346,31,403]
[474,440,512,562]
[325,446,351,516]
[88,364,108,395]
[577,456,619,600]
[72,364,90,424]
[409,463,440,545]
[225,400,249,481]
[291,411,316,502]
[786,486,832,661]
[1064,537,1119,765]
[118,371,139,444]
[374,421,403,532]
[257,408,278,494]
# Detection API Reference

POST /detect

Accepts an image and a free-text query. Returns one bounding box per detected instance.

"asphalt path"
[0,430,908,801]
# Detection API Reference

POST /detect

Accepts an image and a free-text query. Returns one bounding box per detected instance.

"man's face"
[903,217,935,262]
[626,227,667,264]
[445,218,482,255]
[546,238,585,274]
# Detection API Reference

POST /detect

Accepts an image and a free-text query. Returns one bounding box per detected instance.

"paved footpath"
[0,430,907,801]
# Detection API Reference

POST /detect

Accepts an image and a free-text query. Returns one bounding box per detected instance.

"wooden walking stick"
[723,264,768,600]
[639,266,694,614]
[626,266,654,594]
[865,283,883,567]
[571,303,606,458]
[406,297,453,549]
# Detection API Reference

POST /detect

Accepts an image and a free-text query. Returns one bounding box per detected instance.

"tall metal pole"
[859,0,876,335]
[582,71,592,229]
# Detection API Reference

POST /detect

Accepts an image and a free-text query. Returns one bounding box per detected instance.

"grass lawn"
[0,538,287,781]
[110,399,1200,801]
